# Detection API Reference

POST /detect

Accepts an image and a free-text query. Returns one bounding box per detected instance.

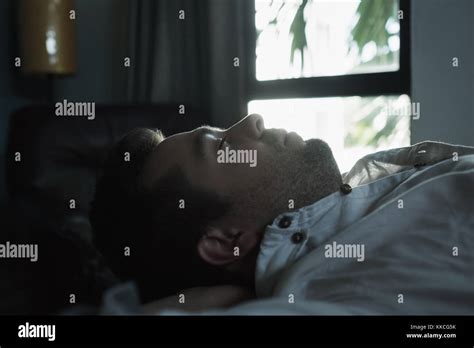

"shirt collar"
[254,166,417,297]
[254,191,341,297]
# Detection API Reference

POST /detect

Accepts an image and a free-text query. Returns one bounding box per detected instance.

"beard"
[275,138,342,210]
[231,138,342,225]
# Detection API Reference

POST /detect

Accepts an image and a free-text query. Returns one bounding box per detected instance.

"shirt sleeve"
[343,141,474,186]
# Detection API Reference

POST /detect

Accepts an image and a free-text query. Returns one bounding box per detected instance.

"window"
[244,0,411,172]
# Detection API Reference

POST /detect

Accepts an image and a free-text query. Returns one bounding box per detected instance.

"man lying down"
[89,114,474,315]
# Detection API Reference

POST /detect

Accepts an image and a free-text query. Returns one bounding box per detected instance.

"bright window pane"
[248,95,411,173]
[255,0,400,81]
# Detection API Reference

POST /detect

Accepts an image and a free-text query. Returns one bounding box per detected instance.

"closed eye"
[218,134,227,150]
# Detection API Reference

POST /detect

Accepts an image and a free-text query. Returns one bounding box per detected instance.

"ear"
[197,226,244,266]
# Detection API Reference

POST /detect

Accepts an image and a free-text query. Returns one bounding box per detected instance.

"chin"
[305,138,332,154]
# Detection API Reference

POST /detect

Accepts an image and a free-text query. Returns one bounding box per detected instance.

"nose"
[225,113,265,139]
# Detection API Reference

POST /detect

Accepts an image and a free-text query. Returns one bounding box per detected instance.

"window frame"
[242,0,411,102]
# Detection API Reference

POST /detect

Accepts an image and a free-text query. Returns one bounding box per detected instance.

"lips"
[264,128,304,147]
[263,129,286,145]
[278,129,288,143]
[284,131,304,147]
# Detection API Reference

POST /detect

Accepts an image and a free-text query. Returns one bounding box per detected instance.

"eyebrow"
[194,125,223,159]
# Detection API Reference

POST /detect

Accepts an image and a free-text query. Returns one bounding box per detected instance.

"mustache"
[261,128,288,147]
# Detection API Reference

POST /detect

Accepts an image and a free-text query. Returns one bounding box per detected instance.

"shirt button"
[278,216,292,228]
[291,232,305,244]
[340,183,352,194]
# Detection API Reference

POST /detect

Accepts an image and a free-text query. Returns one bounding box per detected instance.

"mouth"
[284,131,304,147]
[267,128,287,145]
[264,129,304,148]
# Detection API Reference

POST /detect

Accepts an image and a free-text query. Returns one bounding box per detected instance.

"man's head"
[90,114,342,300]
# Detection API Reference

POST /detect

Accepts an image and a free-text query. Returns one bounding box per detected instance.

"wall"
[53,0,130,102]
[411,0,474,146]
[0,0,33,207]
[0,0,131,207]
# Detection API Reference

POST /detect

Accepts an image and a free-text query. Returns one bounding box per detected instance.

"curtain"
[126,0,248,128]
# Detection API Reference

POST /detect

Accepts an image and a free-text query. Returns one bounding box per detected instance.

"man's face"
[141,114,340,227]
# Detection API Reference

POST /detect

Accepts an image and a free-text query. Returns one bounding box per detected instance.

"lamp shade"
[18,0,77,74]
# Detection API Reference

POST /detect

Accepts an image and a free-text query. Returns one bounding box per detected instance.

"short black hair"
[90,128,234,302]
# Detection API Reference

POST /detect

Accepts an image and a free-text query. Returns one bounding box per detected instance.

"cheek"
[190,162,242,195]
[226,166,271,200]
[194,145,277,194]
[192,165,223,191]
[206,164,263,195]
